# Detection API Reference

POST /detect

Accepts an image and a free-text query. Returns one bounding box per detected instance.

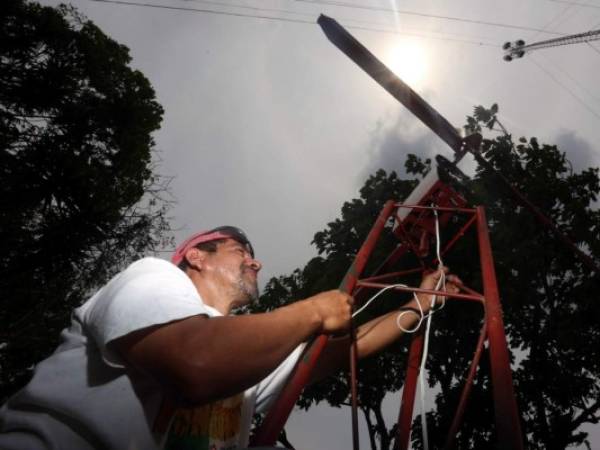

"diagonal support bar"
[443,321,488,450]
[476,207,524,450]
[394,329,425,450]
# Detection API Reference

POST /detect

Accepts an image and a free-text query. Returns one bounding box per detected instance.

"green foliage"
[405,153,431,176]
[0,0,172,400]
[464,103,499,134]
[254,104,600,449]
[459,106,600,450]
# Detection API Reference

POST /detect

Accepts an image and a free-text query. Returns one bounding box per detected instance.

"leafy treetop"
[0,0,172,400]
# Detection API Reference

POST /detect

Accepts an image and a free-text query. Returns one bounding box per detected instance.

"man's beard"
[235,264,259,303]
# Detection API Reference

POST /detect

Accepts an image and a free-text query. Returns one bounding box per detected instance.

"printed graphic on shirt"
[160,393,243,450]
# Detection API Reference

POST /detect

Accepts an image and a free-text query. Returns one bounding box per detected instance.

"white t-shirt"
[0,258,303,450]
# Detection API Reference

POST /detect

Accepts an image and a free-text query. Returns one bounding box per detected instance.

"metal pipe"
[471,153,599,274]
[355,281,484,303]
[476,206,524,450]
[394,218,429,265]
[349,321,360,450]
[395,204,477,214]
[443,320,488,450]
[439,214,477,260]
[359,267,424,283]
[350,244,416,303]
[394,330,425,450]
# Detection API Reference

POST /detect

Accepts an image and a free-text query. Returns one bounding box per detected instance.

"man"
[0,226,459,449]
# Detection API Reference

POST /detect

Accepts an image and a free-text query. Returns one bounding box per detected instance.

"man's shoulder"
[127,256,179,273]
[117,257,190,284]
[76,257,193,315]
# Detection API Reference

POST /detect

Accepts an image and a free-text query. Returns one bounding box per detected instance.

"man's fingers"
[430,266,449,278]
[446,274,462,286]
[419,269,463,309]
[346,294,354,307]
[308,290,354,334]
[445,275,463,296]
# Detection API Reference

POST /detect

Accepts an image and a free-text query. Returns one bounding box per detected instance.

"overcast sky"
[37,0,600,447]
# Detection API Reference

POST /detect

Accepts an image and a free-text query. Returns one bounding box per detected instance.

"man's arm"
[309,268,461,383]
[112,290,352,405]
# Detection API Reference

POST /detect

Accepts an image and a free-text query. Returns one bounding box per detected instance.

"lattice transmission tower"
[503,28,600,61]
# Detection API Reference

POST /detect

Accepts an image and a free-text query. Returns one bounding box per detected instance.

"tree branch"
[361,406,378,450]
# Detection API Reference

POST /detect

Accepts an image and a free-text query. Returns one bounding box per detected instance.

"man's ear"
[184,248,206,270]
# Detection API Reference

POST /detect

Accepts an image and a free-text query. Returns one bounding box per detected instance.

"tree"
[251,105,600,449]
[0,0,172,401]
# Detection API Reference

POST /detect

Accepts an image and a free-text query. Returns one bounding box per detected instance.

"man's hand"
[305,290,354,334]
[417,267,462,313]
[310,269,463,382]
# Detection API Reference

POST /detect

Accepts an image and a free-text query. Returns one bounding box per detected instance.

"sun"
[385,38,429,89]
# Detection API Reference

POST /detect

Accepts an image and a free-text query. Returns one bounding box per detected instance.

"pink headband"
[171,226,254,266]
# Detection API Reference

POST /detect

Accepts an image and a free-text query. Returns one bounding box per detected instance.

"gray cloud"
[359,108,451,181]
[554,129,599,172]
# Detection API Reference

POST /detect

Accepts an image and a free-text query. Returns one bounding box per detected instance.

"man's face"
[203,238,262,306]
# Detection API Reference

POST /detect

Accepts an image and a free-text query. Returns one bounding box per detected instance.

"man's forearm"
[117,290,352,405]
[309,298,423,383]
[355,297,422,358]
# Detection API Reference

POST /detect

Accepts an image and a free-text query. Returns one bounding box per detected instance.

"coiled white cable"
[395,292,425,333]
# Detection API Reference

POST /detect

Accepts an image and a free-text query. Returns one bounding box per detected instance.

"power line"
[547,0,600,10]
[587,41,600,55]
[89,0,315,24]
[528,1,574,42]
[88,0,500,48]
[295,0,569,36]
[182,0,316,19]
[537,48,600,105]
[184,0,501,45]
[183,0,496,43]
[529,53,600,120]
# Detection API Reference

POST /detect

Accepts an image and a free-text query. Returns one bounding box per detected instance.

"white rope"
[353,285,428,333]
[352,283,409,318]
[419,208,446,450]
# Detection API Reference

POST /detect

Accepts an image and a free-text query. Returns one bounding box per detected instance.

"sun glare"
[385,39,429,89]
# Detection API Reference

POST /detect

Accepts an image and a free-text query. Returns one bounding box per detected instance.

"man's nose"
[246,256,262,272]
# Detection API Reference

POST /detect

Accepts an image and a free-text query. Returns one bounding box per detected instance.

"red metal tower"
[251,165,524,449]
